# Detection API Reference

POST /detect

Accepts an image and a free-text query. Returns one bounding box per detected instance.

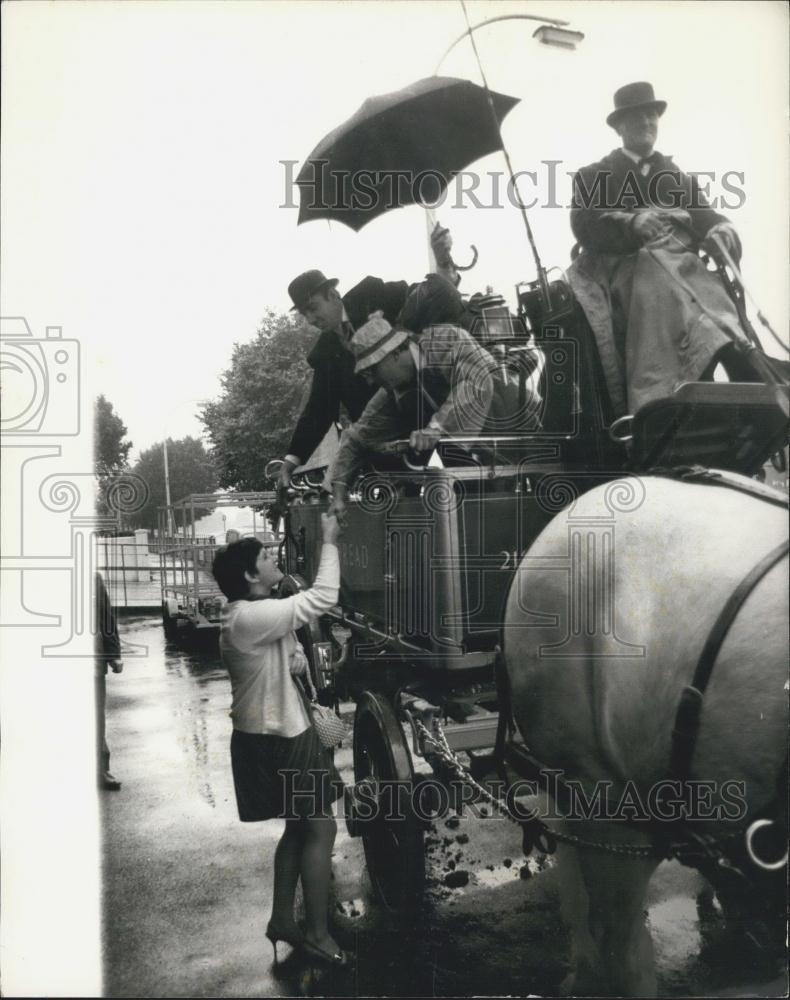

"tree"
[94,395,133,475]
[129,437,218,530]
[199,309,315,491]
[94,395,134,523]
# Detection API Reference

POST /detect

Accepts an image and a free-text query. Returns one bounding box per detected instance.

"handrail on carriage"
[370,434,552,471]
[265,457,326,493]
[269,433,564,486]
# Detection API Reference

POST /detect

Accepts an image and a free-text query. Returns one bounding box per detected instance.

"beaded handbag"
[296,672,347,749]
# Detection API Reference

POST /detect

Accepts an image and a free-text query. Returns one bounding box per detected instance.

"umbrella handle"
[453,244,479,272]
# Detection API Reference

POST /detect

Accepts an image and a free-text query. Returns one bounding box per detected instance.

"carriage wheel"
[353,691,425,914]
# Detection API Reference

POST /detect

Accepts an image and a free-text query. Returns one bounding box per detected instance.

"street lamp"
[436,13,583,73]
[434,6,584,311]
[533,25,585,49]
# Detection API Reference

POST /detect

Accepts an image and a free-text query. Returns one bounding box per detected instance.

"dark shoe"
[302,938,348,968]
[266,921,303,963]
[101,772,121,791]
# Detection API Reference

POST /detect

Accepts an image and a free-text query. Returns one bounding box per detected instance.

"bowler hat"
[351,312,410,374]
[288,269,339,312]
[607,81,667,128]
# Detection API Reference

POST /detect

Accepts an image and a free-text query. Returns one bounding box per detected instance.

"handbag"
[296,671,348,749]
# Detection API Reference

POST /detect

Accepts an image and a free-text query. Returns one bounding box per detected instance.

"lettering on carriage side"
[499,549,527,570]
[339,540,369,570]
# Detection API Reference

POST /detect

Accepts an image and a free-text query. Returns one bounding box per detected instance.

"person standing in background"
[94,573,124,791]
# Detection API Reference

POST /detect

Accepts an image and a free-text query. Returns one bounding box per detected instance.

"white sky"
[2,0,788,459]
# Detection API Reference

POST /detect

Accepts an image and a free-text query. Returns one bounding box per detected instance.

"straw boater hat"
[606,81,667,128]
[351,312,409,374]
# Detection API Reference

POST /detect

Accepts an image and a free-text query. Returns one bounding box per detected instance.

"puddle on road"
[124,618,229,810]
[473,858,538,888]
[650,895,702,970]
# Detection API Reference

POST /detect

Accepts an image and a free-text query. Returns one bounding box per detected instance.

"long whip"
[459,0,551,310]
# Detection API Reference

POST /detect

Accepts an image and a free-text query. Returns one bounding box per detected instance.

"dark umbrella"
[296,76,519,232]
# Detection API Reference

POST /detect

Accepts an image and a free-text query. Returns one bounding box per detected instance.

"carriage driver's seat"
[625,381,790,476]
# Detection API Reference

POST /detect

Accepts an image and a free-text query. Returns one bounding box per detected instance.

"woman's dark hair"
[211,537,263,601]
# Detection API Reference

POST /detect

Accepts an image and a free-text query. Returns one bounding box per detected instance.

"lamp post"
[163,438,175,536]
[429,6,583,306]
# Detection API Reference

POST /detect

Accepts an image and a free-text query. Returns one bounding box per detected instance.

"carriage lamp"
[313,641,335,693]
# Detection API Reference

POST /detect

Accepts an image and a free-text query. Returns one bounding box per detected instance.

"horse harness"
[418,470,789,887]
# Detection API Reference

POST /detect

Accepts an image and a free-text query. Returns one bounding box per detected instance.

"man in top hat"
[278,226,460,490]
[568,82,758,417]
[327,306,533,524]
[571,81,739,256]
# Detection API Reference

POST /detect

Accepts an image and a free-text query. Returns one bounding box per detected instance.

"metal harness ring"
[745,818,788,872]
[608,413,634,444]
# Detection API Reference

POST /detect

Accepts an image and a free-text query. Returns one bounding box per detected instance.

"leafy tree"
[199,309,315,491]
[129,437,218,530]
[94,395,132,475]
[94,395,133,524]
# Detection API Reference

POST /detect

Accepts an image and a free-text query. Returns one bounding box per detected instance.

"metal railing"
[147,532,216,558]
[95,539,160,609]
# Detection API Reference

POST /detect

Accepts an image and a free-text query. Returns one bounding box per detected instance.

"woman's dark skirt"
[230,725,343,822]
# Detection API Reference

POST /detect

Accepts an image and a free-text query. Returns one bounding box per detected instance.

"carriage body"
[286,463,594,669]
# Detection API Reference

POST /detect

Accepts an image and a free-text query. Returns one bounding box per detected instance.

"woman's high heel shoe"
[265,921,303,963]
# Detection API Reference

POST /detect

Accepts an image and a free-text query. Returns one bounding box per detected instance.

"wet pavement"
[102,617,786,998]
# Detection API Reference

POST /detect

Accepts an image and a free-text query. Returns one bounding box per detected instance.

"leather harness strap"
[669,538,790,783]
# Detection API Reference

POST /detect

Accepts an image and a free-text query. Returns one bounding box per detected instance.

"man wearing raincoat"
[569,81,757,418]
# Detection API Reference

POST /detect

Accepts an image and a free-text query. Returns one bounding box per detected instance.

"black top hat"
[607,82,667,127]
[287,269,339,312]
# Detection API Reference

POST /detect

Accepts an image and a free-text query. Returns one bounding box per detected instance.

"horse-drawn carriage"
[272,54,789,995]
[272,271,788,989]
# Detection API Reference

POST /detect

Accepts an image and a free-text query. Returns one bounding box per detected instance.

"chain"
[415,718,514,820]
[414,717,661,859]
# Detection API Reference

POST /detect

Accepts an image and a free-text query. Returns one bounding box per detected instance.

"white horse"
[504,474,788,996]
